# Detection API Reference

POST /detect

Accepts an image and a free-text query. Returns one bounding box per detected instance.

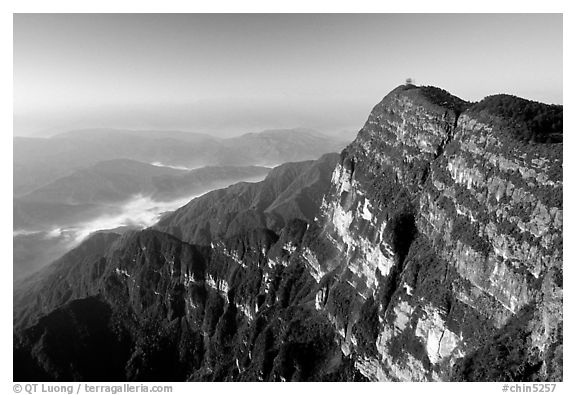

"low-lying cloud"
[14,174,268,280]
[72,194,197,242]
[150,161,200,171]
[14,194,199,280]
[15,194,199,246]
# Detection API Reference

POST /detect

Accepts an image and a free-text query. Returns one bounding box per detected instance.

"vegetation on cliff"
[469,95,562,143]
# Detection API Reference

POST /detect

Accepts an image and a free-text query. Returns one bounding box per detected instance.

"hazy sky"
[14,14,563,136]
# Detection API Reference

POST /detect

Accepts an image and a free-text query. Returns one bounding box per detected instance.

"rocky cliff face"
[14,85,562,381]
[302,85,562,381]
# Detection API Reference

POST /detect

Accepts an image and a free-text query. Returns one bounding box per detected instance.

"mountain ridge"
[155,153,339,245]
[14,127,348,197]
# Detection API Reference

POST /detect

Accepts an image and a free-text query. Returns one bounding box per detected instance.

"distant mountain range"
[14,128,349,197]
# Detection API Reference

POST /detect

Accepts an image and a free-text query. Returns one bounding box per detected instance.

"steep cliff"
[14,85,562,381]
[301,85,562,381]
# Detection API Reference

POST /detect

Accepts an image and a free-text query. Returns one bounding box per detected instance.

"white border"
[2,2,573,393]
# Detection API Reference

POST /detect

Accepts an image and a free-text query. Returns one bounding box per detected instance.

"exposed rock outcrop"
[298,85,562,381]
